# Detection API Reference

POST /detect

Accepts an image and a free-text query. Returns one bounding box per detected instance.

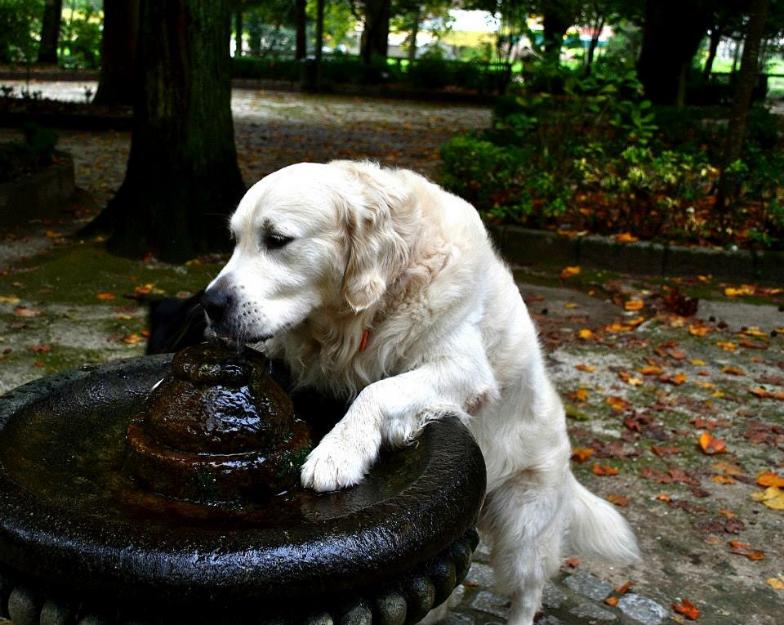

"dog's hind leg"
[481,472,567,625]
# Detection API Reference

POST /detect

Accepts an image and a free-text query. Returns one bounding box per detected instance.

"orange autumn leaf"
[688,324,711,337]
[661,372,687,386]
[604,596,619,607]
[592,463,620,477]
[569,388,590,403]
[728,540,765,561]
[560,266,581,279]
[96,291,116,301]
[624,299,644,311]
[577,328,594,340]
[575,363,596,372]
[756,472,784,488]
[639,365,663,376]
[724,285,755,297]
[716,341,737,352]
[618,371,643,386]
[721,365,745,376]
[750,387,784,401]
[615,581,634,595]
[615,232,638,243]
[711,475,736,485]
[698,432,727,455]
[122,333,143,345]
[571,447,594,463]
[605,396,630,412]
[672,598,700,620]
[606,494,629,507]
[14,306,41,318]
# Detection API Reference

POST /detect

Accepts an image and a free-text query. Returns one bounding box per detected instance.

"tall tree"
[541,0,578,65]
[637,0,713,104]
[295,0,307,60]
[94,0,140,106]
[361,0,391,64]
[715,0,770,217]
[89,0,245,262]
[235,10,243,56]
[37,0,62,64]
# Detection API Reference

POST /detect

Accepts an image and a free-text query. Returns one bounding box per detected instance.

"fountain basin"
[0,354,486,624]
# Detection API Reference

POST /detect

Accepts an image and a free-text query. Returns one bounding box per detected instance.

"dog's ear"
[334,161,410,312]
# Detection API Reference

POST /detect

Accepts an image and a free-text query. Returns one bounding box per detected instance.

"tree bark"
[88,0,245,262]
[702,26,722,81]
[360,0,391,64]
[585,15,604,72]
[408,8,420,64]
[637,0,713,104]
[37,0,63,64]
[234,10,243,57]
[94,1,140,106]
[542,2,574,65]
[315,0,325,63]
[715,0,769,217]
[295,0,307,60]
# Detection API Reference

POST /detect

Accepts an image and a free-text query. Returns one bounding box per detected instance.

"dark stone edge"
[0,529,479,625]
[488,224,784,282]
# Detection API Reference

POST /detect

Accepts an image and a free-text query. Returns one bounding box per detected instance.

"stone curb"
[489,224,783,283]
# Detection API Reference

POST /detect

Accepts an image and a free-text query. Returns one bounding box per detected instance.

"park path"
[1,85,784,625]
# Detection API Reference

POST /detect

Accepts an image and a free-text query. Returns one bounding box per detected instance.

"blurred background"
[0,2,783,624]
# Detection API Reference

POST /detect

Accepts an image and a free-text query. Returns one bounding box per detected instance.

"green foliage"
[0,0,43,64]
[441,66,784,249]
[58,1,102,69]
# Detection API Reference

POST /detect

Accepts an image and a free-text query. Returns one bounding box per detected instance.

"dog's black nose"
[201,288,232,324]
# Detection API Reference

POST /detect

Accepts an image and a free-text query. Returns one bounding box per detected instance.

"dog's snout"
[201,287,232,324]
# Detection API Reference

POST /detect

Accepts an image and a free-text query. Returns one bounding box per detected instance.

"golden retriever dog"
[203,161,639,625]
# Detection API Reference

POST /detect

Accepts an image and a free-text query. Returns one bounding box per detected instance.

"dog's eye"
[263,232,294,250]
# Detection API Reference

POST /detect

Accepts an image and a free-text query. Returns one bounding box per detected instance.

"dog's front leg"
[301,330,497,492]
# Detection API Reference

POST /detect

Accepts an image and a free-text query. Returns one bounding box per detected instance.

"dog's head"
[203,161,410,343]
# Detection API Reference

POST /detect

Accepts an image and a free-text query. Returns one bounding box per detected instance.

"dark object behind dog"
[146,291,207,355]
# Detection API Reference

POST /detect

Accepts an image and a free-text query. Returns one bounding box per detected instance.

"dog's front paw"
[301,435,369,492]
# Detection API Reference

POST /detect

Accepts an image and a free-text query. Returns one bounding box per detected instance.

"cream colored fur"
[207,161,640,625]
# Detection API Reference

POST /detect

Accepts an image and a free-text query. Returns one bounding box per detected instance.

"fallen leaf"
[711,475,736,485]
[741,326,767,337]
[651,445,680,457]
[724,285,755,297]
[767,577,784,590]
[0,295,21,305]
[615,232,638,243]
[560,266,581,279]
[571,447,594,463]
[624,299,644,311]
[690,358,706,366]
[96,291,116,301]
[618,371,643,386]
[750,387,784,401]
[756,472,784,488]
[661,373,687,386]
[14,306,41,317]
[604,596,619,607]
[606,396,630,412]
[44,230,62,239]
[122,333,143,345]
[615,581,634,595]
[575,363,596,372]
[688,324,711,337]
[33,360,44,368]
[716,341,737,352]
[712,461,745,477]
[639,365,663,376]
[577,328,594,340]
[698,432,727,455]
[752,486,784,510]
[728,540,765,560]
[29,343,51,353]
[563,556,580,568]
[672,598,700,620]
[568,388,590,403]
[721,365,745,376]
[606,494,629,507]
[592,463,620,477]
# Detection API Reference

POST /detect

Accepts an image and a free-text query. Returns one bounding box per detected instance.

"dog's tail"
[567,472,640,564]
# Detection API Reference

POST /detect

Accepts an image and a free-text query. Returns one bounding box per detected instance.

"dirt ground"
[1,86,783,625]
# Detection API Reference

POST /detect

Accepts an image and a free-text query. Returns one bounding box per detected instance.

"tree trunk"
[715,0,769,217]
[408,9,420,64]
[702,26,722,82]
[234,10,243,57]
[295,0,307,60]
[94,1,140,106]
[541,2,574,66]
[360,0,391,65]
[315,0,325,63]
[585,15,604,72]
[88,0,245,262]
[637,0,712,104]
[38,0,63,64]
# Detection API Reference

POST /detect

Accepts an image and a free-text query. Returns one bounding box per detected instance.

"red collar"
[359,328,370,353]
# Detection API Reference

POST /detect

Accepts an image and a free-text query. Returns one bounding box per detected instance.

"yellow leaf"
[560,266,581,279]
[0,295,21,305]
[624,299,644,311]
[688,324,711,337]
[752,486,784,510]
[724,285,755,297]
[698,431,726,455]
[741,326,767,337]
[767,577,784,590]
[716,341,737,352]
[690,358,706,366]
[577,328,594,340]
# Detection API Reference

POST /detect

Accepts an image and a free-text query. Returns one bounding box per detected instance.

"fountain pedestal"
[0,345,486,625]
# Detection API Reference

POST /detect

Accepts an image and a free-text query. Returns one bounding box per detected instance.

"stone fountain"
[0,342,486,625]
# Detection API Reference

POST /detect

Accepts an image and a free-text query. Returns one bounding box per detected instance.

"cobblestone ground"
[1,85,783,625]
